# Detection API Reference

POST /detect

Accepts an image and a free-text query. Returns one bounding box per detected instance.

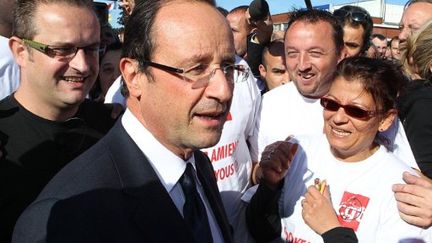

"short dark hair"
[261,39,284,66]
[121,0,216,97]
[389,36,399,46]
[13,0,94,39]
[335,56,406,112]
[335,5,373,54]
[217,7,229,17]
[286,9,344,56]
[372,33,387,41]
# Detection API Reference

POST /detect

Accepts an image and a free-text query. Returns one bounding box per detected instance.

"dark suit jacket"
[12,120,233,243]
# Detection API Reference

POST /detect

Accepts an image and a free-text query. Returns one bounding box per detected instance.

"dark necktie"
[180,163,214,243]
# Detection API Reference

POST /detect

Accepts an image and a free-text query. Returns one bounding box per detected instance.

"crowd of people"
[1,0,432,242]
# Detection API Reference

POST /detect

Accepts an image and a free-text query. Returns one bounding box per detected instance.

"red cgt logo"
[337,191,370,231]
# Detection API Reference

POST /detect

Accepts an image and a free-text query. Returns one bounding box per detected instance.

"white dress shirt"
[0,36,20,100]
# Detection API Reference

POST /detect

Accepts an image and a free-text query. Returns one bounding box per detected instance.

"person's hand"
[257,138,298,190]
[393,171,432,228]
[302,185,341,235]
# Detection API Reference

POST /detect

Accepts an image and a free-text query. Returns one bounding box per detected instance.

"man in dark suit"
[12,0,241,242]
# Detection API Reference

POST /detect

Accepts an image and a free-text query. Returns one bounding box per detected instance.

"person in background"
[333,5,373,58]
[0,0,20,99]
[90,41,122,102]
[366,41,378,58]
[227,6,253,60]
[1,0,118,241]
[399,0,432,49]
[247,57,430,243]
[258,39,289,93]
[392,0,432,231]
[226,1,273,91]
[12,0,237,242]
[398,20,432,178]
[100,23,119,49]
[389,36,401,61]
[371,33,388,59]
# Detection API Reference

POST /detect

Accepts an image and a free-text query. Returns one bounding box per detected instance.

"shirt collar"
[122,109,199,192]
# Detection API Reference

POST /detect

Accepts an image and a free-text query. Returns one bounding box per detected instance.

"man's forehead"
[372,38,386,44]
[403,3,432,23]
[152,1,233,60]
[227,13,244,27]
[287,20,332,35]
[285,21,336,47]
[33,4,99,43]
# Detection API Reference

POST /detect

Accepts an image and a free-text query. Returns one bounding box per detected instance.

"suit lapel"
[195,151,233,243]
[123,180,194,243]
[106,122,194,242]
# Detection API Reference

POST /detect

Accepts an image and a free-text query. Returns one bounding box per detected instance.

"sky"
[99,0,410,28]
[216,0,408,14]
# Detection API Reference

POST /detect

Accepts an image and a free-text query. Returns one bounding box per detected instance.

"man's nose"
[204,68,233,103]
[68,49,94,74]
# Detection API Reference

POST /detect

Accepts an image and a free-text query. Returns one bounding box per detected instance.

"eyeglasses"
[320,97,381,120]
[22,39,100,61]
[333,9,369,23]
[143,61,249,89]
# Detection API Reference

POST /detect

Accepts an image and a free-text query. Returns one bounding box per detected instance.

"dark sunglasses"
[333,9,369,23]
[320,97,381,120]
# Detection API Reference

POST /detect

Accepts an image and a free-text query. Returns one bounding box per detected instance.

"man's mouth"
[298,72,315,80]
[195,110,226,120]
[63,76,85,83]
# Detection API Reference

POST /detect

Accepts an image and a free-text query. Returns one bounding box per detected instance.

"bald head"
[399,1,432,47]
[227,6,252,57]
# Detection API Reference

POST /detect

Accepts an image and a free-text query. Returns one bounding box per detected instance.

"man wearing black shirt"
[0,0,117,241]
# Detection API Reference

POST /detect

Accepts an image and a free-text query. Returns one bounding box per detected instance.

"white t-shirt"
[279,134,430,243]
[250,81,417,169]
[250,82,324,161]
[0,36,20,100]
[201,56,261,240]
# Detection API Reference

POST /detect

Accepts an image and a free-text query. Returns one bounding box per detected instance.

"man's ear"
[337,48,348,63]
[9,36,28,67]
[121,0,134,16]
[120,58,144,98]
[258,64,266,79]
[378,109,397,132]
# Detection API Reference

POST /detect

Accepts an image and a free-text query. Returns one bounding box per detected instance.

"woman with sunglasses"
[246,57,430,243]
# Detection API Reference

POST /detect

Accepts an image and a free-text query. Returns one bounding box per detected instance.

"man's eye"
[273,69,286,74]
[346,43,360,48]
[103,67,114,73]
[309,51,323,57]
[187,64,207,75]
[286,51,299,58]
[51,47,75,56]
